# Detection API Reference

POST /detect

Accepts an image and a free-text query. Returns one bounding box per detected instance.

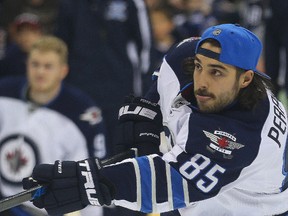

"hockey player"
[23,24,288,215]
[0,36,106,215]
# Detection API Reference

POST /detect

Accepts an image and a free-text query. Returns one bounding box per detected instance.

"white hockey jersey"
[99,38,288,216]
[0,77,106,215]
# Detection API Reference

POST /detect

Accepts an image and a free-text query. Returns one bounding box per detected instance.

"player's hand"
[22,158,115,215]
[115,95,163,156]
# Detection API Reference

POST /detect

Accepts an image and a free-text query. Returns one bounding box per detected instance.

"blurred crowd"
[0,0,287,97]
[0,0,287,216]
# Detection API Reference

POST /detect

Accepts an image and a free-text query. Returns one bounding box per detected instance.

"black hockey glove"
[22,158,114,215]
[115,95,163,156]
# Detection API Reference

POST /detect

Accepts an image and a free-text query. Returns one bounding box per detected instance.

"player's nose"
[195,71,209,89]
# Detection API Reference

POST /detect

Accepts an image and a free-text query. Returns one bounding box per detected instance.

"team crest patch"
[0,134,38,185]
[203,130,244,159]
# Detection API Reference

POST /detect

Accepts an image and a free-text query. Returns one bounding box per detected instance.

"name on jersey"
[204,130,244,159]
[268,95,287,148]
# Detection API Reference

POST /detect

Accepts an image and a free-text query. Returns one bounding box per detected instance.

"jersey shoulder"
[49,83,103,126]
[0,76,26,99]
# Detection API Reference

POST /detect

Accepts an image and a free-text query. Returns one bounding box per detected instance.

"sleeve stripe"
[131,159,142,210]
[183,178,190,206]
[136,156,152,212]
[148,156,157,212]
[166,162,174,211]
[170,166,186,209]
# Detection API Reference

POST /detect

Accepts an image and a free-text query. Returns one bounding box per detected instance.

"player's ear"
[239,70,254,89]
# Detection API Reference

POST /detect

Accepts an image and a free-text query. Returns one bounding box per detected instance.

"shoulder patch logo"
[80,107,103,125]
[203,130,244,159]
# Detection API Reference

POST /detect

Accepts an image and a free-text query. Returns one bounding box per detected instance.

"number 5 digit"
[197,164,225,192]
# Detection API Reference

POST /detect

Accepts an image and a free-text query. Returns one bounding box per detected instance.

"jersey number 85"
[179,154,226,193]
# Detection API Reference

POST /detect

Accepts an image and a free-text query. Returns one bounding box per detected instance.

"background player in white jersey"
[23,24,288,215]
[0,36,106,216]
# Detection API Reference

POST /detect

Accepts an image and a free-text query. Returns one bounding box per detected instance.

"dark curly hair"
[236,68,273,110]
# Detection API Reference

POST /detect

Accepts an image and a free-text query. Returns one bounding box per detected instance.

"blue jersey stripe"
[136,156,152,212]
[170,166,186,209]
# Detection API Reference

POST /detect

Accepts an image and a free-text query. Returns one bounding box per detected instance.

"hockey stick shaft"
[0,148,138,212]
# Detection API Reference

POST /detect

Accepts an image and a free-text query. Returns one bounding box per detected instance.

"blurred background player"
[172,0,217,39]
[0,13,43,78]
[54,0,154,160]
[149,8,177,70]
[263,0,288,98]
[54,2,153,215]
[0,0,58,36]
[0,36,106,216]
[0,0,59,77]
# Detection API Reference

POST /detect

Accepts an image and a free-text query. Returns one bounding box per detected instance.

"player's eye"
[30,61,39,68]
[194,62,202,72]
[44,64,53,70]
[211,69,222,77]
